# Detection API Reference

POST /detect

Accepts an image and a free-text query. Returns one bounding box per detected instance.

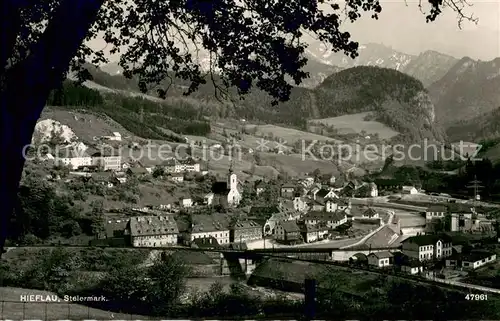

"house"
[401,234,453,261]
[188,214,231,245]
[315,188,338,203]
[128,216,179,247]
[274,220,302,244]
[293,195,308,213]
[121,162,131,170]
[446,251,497,270]
[362,208,379,219]
[299,223,328,243]
[367,182,378,197]
[103,216,130,239]
[367,251,393,268]
[301,211,348,229]
[280,183,296,198]
[181,198,193,207]
[103,132,122,141]
[192,236,221,249]
[204,192,214,205]
[319,174,336,186]
[163,157,200,173]
[255,180,266,196]
[337,198,351,211]
[55,148,92,169]
[211,167,241,207]
[170,174,184,183]
[401,260,424,274]
[308,199,325,212]
[325,198,338,212]
[425,205,447,221]
[229,220,263,243]
[127,167,149,176]
[392,252,423,274]
[401,186,418,194]
[91,151,121,171]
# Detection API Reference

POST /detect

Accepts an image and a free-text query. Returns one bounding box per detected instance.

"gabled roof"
[279,221,300,233]
[363,208,378,217]
[129,216,179,236]
[402,234,452,246]
[281,182,296,189]
[230,220,261,229]
[426,205,447,212]
[370,251,393,259]
[460,250,496,263]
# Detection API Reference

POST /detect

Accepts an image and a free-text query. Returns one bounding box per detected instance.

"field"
[310,112,399,140]
[0,287,146,320]
[243,124,342,144]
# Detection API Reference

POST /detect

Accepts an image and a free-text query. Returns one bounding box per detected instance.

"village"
[25,128,500,295]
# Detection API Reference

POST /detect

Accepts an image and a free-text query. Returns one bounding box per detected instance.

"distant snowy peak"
[306,42,414,71]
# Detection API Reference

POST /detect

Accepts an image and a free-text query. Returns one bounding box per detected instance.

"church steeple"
[227,161,237,191]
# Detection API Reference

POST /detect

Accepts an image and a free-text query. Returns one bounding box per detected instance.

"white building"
[368,252,393,268]
[425,205,447,221]
[401,234,453,262]
[402,186,418,194]
[91,152,121,171]
[293,195,308,213]
[55,148,92,169]
[188,214,230,245]
[170,174,184,183]
[204,192,214,205]
[301,211,348,229]
[446,251,497,270]
[368,182,378,197]
[128,216,178,247]
[163,157,200,173]
[103,132,122,141]
[181,198,193,207]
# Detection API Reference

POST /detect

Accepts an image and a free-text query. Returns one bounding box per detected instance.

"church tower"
[227,162,237,191]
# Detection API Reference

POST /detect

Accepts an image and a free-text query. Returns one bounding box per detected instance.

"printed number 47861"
[465,294,488,301]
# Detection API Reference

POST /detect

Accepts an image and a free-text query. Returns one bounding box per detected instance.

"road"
[246,236,361,250]
[341,208,395,249]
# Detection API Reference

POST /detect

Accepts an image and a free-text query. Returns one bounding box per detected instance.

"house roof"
[249,206,281,218]
[402,186,416,191]
[426,205,447,212]
[363,208,378,217]
[281,183,296,189]
[280,220,300,233]
[191,214,230,233]
[230,220,261,230]
[129,215,179,236]
[128,167,148,174]
[370,251,393,259]
[300,223,328,233]
[316,188,330,198]
[402,234,452,246]
[192,236,221,248]
[179,157,198,165]
[461,251,495,263]
[56,147,90,158]
[302,211,346,223]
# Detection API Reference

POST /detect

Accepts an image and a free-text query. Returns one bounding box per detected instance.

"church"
[211,166,242,207]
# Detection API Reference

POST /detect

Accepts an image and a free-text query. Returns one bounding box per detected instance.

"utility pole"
[466,175,483,205]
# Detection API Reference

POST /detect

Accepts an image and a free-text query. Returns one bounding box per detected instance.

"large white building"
[401,234,453,262]
[91,152,121,171]
[188,214,231,245]
[128,215,179,247]
[163,157,200,173]
[55,147,92,169]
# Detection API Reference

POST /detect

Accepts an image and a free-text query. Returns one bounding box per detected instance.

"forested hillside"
[83,64,444,143]
[312,66,444,143]
[46,80,211,141]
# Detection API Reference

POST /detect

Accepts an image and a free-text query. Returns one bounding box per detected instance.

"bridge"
[6,245,500,295]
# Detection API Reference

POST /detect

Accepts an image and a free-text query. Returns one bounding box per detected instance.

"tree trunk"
[0,0,104,258]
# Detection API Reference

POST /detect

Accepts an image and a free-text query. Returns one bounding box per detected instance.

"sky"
[339,0,500,60]
[89,0,500,62]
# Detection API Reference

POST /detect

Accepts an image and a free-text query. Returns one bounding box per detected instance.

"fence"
[0,300,158,320]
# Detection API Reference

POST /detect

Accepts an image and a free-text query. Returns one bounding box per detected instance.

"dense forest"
[446,107,500,142]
